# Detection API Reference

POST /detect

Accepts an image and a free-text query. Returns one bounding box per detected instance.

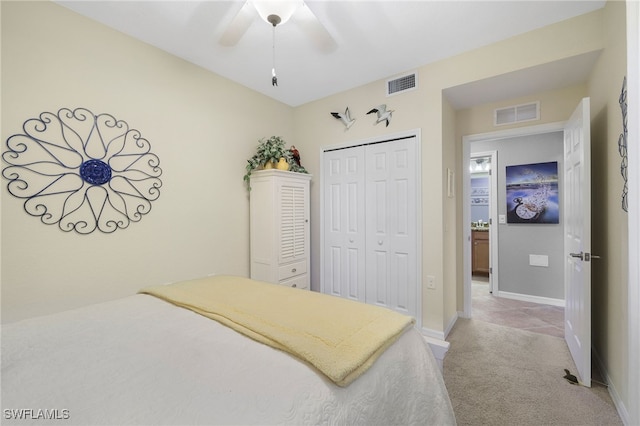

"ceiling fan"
[219,1,337,53]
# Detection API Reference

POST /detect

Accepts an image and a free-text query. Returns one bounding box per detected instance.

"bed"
[1,275,455,425]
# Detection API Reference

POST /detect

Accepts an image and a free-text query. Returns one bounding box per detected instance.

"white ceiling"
[54,0,606,108]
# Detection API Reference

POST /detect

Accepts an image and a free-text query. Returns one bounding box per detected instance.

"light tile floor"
[471,277,564,338]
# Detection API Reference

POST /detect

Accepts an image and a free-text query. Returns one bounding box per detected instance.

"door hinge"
[489,267,493,274]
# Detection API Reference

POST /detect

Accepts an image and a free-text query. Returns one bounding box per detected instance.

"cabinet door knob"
[291,268,297,273]
[378,240,383,245]
[292,284,297,288]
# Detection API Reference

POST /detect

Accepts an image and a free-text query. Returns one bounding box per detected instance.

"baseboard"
[593,347,630,425]
[444,311,458,339]
[421,335,450,373]
[496,290,564,307]
[420,326,445,341]
[420,327,451,373]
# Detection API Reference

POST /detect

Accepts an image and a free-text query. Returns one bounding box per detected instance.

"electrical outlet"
[427,275,436,289]
[529,254,549,267]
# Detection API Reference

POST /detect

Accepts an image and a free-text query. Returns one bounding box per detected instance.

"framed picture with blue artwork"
[506,161,559,224]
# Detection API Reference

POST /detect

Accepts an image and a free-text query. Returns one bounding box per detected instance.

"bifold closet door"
[323,146,366,302]
[364,138,417,317]
[322,136,417,318]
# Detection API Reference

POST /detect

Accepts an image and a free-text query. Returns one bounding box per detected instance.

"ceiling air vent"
[494,102,540,126]
[386,72,417,96]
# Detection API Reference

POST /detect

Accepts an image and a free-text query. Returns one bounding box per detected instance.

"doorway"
[462,123,564,318]
[469,151,497,295]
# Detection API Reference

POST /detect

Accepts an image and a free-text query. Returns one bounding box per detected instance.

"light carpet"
[444,318,622,426]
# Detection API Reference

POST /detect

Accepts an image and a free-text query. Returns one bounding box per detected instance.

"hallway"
[471,278,564,338]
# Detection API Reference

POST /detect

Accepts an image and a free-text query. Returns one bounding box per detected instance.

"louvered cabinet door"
[279,183,306,263]
[250,170,311,290]
[277,179,310,289]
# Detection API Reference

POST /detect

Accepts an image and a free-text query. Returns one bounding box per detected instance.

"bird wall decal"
[330,107,356,130]
[367,104,394,127]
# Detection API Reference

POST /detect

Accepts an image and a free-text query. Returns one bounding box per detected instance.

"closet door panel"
[328,246,341,295]
[372,250,389,305]
[366,145,391,308]
[347,247,360,299]
[322,135,418,320]
[365,138,417,316]
[393,252,411,310]
[322,147,365,301]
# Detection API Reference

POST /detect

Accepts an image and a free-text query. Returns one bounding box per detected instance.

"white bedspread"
[1,294,455,425]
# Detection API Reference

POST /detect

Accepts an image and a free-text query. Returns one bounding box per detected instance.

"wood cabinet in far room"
[472,230,490,276]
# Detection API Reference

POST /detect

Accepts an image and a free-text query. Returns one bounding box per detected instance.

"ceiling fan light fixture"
[267,14,281,27]
[252,0,302,26]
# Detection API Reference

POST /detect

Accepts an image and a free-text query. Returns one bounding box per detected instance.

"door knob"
[570,252,602,262]
[569,252,584,260]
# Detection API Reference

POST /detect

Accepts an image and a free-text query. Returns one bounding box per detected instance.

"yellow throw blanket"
[139,275,414,387]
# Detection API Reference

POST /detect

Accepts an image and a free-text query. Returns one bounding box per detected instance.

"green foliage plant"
[244,136,307,189]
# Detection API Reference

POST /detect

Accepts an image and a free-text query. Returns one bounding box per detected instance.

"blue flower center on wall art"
[1,107,163,234]
[80,159,112,185]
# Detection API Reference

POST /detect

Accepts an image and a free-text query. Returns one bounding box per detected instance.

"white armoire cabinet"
[250,170,312,290]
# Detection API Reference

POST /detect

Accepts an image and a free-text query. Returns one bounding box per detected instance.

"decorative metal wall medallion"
[618,76,628,213]
[2,108,163,234]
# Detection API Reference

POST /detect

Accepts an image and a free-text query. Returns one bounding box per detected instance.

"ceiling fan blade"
[295,3,337,53]
[219,1,257,47]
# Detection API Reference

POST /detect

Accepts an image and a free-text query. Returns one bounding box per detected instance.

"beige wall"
[1,1,294,322]
[455,84,590,137]
[294,9,605,336]
[2,0,632,419]
[587,0,629,411]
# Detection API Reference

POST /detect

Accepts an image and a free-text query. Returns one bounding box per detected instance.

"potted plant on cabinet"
[243,136,307,189]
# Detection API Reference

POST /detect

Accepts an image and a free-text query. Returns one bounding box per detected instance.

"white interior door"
[564,97,592,387]
[365,138,417,317]
[322,146,366,301]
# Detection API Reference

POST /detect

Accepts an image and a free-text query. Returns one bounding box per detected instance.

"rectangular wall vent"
[387,72,417,96]
[494,102,540,126]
